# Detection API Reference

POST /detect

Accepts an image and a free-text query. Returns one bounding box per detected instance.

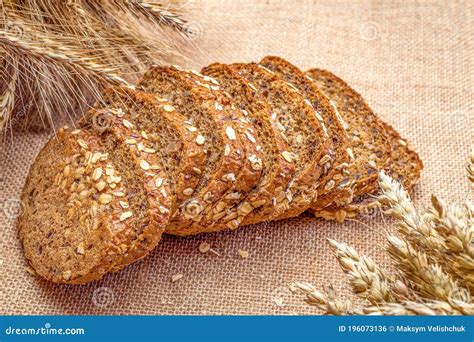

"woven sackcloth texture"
[0,0,472,315]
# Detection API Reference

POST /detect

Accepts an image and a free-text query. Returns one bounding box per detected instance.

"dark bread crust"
[19,127,170,283]
[201,63,295,226]
[306,68,392,199]
[260,56,352,209]
[232,63,330,220]
[138,66,249,235]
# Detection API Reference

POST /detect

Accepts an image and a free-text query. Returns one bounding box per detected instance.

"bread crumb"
[198,242,211,253]
[171,273,183,282]
[273,298,284,307]
[238,249,249,259]
[209,248,221,256]
[0,260,3,266]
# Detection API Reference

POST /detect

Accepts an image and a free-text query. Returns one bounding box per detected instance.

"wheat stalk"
[295,161,473,315]
[0,55,18,133]
[0,0,194,137]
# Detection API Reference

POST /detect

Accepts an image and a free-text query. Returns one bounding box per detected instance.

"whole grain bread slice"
[317,120,423,221]
[181,69,264,231]
[79,107,173,271]
[201,62,295,226]
[18,127,171,283]
[82,86,206,217]
[306,68,392,202]
[260,56,353,209]
[138,66,253,235]
[232,63,330,220]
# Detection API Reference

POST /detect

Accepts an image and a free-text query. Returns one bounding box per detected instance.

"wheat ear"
[468,146,474,183]
[426,196,474,290]
[0,55,18,132]
[378,171,445,252]
[292,282,355,315]
[359,300,474,315]
[125,1,192,36]
[327,239,395,304]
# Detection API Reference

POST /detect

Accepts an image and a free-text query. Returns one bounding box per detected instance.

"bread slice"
[259,56,352,209]
[306,68,392,200]
[201,62,295,225]
[83,86,206,217]
[305,69,422,222]
[180,69,265,231]
[79,106,175,271]
[231,63,329,219]
[138,66,255,235]
[18,127,171,283]
[317,120,423,221]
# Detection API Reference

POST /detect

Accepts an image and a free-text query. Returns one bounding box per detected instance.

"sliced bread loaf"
[231,63,330,220]
[259,56,353,209]
[18,127,171,283]
[201,62,295,226]
[138,66,252,235]
[306,68,392,200]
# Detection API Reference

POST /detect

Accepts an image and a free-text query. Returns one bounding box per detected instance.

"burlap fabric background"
[1,0,472,315]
